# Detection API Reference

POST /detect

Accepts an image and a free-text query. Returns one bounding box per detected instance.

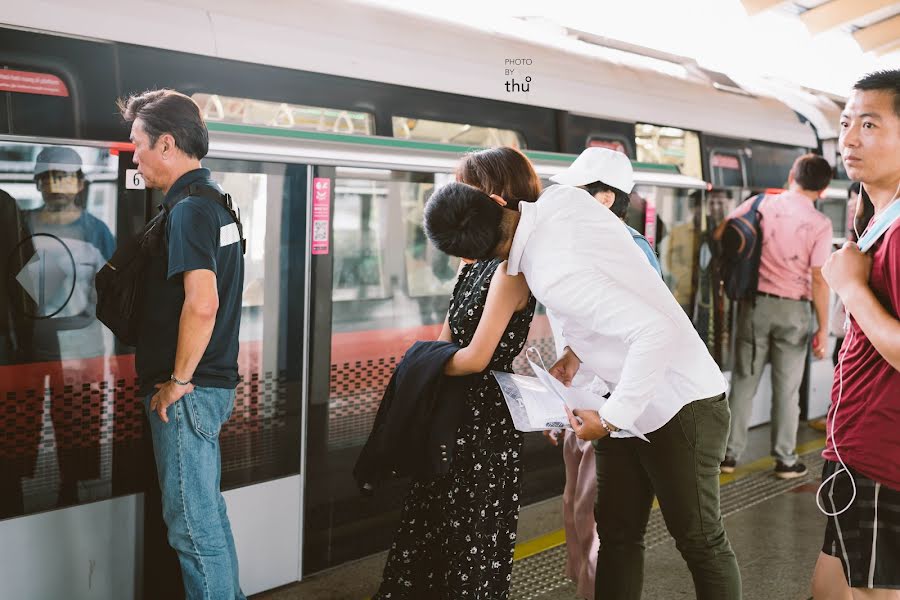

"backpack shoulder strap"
[750,193,765,213]
[183,182,247,255]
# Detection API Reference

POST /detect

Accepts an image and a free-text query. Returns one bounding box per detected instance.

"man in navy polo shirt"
[119,89,245,600]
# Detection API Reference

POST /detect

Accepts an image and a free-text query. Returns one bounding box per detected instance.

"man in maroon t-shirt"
[811,69,900,599]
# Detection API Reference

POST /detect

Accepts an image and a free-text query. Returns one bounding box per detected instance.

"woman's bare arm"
[444,262,530,376]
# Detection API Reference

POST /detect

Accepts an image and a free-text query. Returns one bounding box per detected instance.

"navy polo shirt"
[136,168,244,396]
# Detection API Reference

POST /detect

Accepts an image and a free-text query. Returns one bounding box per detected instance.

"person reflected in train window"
[717,154,833,480]
[424,148,740,600]
[26,146,115,506]
[29,147,116,356]
[706,189,735,365]
[0,186,39,519]
[119,89,246,600]
[707,189,731,231]
[811,68,900,600]
[540,147,662,600]
[374,147,539,600]
[666,191,702,312]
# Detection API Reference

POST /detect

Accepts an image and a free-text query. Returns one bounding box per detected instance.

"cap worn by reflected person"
[550,147,635,193]
[34,146,83,177]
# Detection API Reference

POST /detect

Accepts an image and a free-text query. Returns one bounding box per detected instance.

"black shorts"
[821,460,900,589]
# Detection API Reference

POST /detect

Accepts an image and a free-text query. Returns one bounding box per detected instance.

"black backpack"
[720,194,765,302]
[95,182,245,346]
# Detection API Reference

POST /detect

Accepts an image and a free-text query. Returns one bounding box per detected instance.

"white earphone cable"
[815,326,857,517]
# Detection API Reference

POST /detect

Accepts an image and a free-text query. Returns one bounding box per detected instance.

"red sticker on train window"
[0,69,69,97]
[311,178,331,255]
[588,139,627,154]
[711,153,740,170]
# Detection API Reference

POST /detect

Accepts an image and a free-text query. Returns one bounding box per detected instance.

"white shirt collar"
[507,201,537,276]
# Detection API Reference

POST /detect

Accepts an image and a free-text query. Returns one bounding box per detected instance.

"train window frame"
[634,123,702,180]
[192,93,375,136]
[708,148,747,189]
[391,116,525,148]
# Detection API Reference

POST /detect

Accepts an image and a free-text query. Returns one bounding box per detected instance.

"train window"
[332,176,391,302]
[330,168,458,335]
[192,94,374,135]
[199,158,306,489]
[710,152,745,188]
[819,198,848,242]
[392,117,524,148]
[587,137,628,154]
[635,124,702,180]
[818,186,857,244]
[0,141,118,517]
[403,173,459,300]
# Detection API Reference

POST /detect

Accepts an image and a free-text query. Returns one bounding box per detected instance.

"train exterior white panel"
[3,0,817,147]
[0,495,140,599]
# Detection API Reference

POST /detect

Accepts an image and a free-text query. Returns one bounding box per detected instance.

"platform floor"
[254,423,826,600]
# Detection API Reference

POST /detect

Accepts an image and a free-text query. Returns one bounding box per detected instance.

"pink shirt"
[728,190,833,300]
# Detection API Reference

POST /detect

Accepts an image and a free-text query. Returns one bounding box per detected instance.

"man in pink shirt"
[719,153,833,479]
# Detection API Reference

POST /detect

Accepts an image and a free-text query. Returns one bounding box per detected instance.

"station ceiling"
[742,0,900,56]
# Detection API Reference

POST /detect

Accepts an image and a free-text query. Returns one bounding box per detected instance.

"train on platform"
[0,2,851,597]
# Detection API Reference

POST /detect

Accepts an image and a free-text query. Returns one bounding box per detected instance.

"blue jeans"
[145,387,246,600]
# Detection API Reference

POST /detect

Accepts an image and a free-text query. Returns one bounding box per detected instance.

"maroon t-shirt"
[823,218,900,491]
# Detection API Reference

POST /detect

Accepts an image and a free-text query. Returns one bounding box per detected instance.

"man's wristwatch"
[599,415,619,435]
[170,374,192,386]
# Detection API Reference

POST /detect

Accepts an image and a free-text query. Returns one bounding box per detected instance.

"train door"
[624,182,711,331]
[0,137,310,598]
[707,148,775,428]
[301,163,566,575]
[301,164,458,573]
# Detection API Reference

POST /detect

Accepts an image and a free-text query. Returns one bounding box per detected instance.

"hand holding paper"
[548,347,580,387]
[492,348,610,433]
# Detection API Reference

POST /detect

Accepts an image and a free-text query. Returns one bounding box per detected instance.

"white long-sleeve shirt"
[508,185,727,438]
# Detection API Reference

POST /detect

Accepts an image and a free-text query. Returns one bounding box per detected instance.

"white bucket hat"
[549,147,634,193]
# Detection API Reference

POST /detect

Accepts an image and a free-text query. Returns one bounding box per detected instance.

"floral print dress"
[375,258,536,600]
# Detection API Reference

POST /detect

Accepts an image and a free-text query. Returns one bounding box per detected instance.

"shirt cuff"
[610,429,648,442]
[601,399,648,442]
